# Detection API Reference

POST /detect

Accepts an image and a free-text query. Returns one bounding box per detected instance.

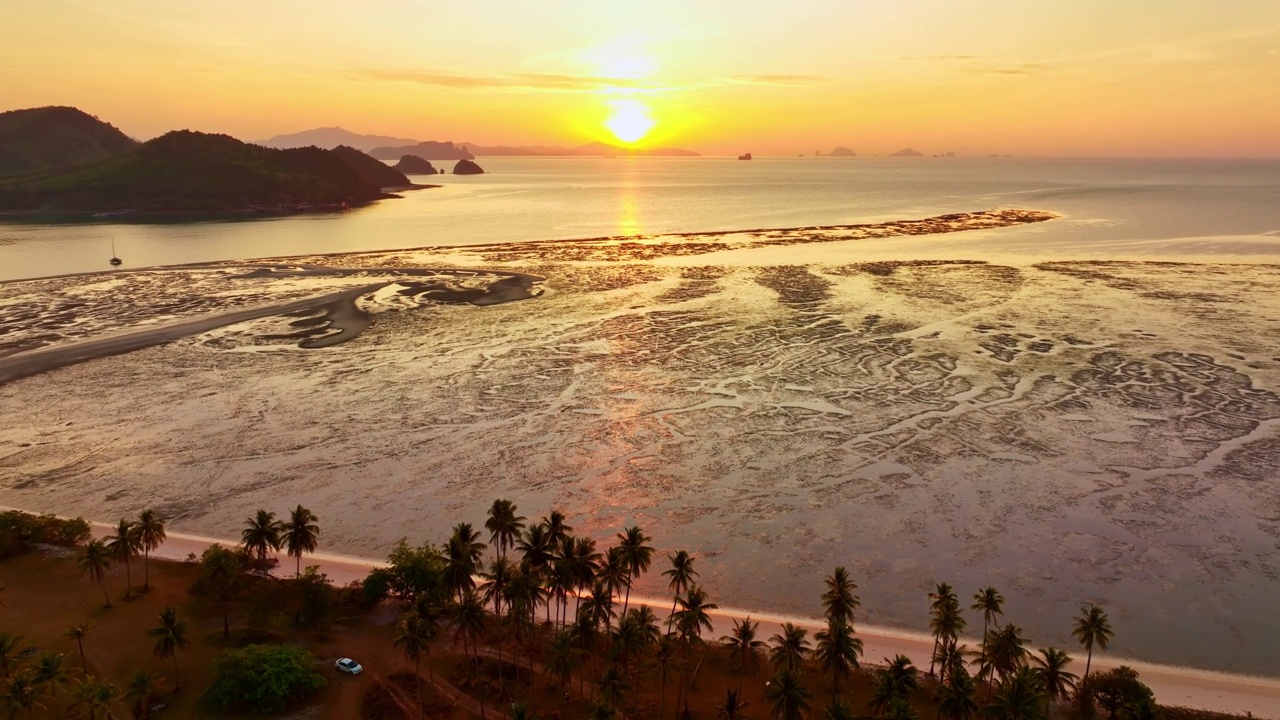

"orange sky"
[3,0,1279,156]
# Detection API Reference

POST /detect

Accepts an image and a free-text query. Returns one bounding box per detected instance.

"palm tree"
[485,499,526,561]
[769,622,811,673]
[70,676,116,720]
[241,510,282,566]
[547,628,582,694]
[30,652,69,706]
[610,612,646,671]
[675,585,718,714]
[765,667,812,720]
[3,670,41,718]
[871,655,919,717]
[934,669,978,720]
[136,510,166,592]
[200,545,245,639]
[655,634,676,720]
[1070,605,1113,680]
[662,550,698,632]
[935,642,969,691]
[815,619,862,692]
[77,540,114,608]
[1031,648,1077,720]
[281,504,320,578]
[717,688,749,720]
[0,634,25,679]
[986,666,1045,720]
[930,596,966,684]
[444,523,487,602]
[597,548,629,627]
[147,607,189,690]
[480,557,516,620]
[106,519,142,599]
[516,524,554,621]
[826,698,855,720]
[542,510,573,549]
[721,616,767,694]
[451,589,488,659]
[395,611,435,719]
[125,669,164,720]
[597,665,626,710]
[64,624,91,672]
[617,525,653,617]
[821,566,861,626]
[982,625,1030,690]
[972,587,1003,687]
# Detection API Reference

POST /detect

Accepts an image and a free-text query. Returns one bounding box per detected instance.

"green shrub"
[202,644,326,714]
[0,511,91,557]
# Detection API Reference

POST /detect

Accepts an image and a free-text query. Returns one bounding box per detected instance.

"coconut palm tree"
[64,624,91,673]
[721,616,767,694]
[547,628,582,694]
[655,634,676,720]
[1071,605,1113,680]
[935,642,970,691]
[597,548,629,627]
[717,688,750,720]
[77,540,114,608]
[765,666,812,720]
[240,510,282,567]
[542,510,573,550]
[281,504,320,578]
[675,585,718,714]
[930,598,966,684]
[0,634,25,679]
[610,611,646,671]
[826,698,855,720]
[871,655,919,717]
[444,523,488,602]
[934,669,978,720]
[815,619,863,692]
[981,625,1030,690]
[3,670,41,718]
[485,499,526,561]
[1032,648,1077,720]
[971,587,1004,687]
[597,665,626,710]
[617,525,653,616]
[480,557,516,620]
[395,611,435,719]
[662,550,698,632]
[821,567,860,626]
[70,676,116,720]
[451,589,488,660]
[106,519,142,599]
[125,669,164,720]
[31,652,69,708]
[147,607,189,690]
[136,510,166,592]
[769,623,811,673]
[986,666,1045,720]
[516,524,554,622]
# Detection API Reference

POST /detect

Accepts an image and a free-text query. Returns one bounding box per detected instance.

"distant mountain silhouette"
[330,145,411,188]
[889,147,924,157]
[452,159,485,175]
[370,141,474,161]
[0,129,394,213]
[0,106,138,178]
[827,146,858,157]
[257,127,421,153]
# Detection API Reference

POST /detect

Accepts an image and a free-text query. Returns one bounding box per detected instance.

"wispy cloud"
[959,62,1054,76]
[356,69,658,92]
[729,74,830,86]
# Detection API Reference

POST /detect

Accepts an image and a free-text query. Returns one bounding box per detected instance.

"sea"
[2,157,1279,281]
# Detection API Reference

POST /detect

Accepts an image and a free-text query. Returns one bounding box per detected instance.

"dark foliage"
[0,510,91,558]
[0,106,137,178]
[202,644,326,714]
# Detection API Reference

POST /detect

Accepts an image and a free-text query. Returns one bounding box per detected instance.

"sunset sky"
[3,0,1279,156]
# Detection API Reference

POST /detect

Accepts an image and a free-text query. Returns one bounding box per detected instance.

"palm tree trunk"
[660,673,667,720]
[667,598,678,633]
[416,656,425,720]
[172,654,180,690]
[622,580,632,618]
[98,579,111,608]
[124,558,132,598]
[296,553,301,578]
[144,549,150,591]
[1085,647,1093,679]
[76,639,86,671]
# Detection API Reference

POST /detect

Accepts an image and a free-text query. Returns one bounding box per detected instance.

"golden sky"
[3,0,1279,156]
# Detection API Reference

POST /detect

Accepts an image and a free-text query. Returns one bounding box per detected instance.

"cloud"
[959,62,1054,76]
[729,74,830,86]
[901,55,977,62]
[356,69,656,92]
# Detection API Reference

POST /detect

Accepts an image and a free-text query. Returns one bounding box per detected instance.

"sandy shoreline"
[53,519,1275,717]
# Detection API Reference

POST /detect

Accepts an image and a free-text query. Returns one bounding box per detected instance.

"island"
[452,159,485,175]
[889,147,925,157]
[828,146,858,157]
[393,155,440,174]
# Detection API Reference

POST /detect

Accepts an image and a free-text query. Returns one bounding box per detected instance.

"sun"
[604,98,656,145]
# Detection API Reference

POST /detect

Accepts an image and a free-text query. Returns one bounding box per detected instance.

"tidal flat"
[1,210,1278,675]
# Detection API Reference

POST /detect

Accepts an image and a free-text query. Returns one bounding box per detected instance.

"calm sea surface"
[2,157,1279,281]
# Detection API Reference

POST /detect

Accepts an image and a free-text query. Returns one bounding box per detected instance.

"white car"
[335,658,363,675]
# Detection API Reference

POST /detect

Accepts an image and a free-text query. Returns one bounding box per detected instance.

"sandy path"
[76,522,1280,718]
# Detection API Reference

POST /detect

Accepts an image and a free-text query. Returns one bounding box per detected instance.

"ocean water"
[4,158,1280,675]
[2,157,1279,281]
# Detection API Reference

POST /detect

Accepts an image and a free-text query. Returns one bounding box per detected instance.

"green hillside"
[0,106,138,178]
[330,145,410,188]
[0,130,389,213]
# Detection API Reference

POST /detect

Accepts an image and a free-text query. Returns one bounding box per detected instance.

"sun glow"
[604,98,656,144]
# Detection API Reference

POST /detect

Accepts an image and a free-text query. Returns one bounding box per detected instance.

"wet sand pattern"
[1,211,1279,675]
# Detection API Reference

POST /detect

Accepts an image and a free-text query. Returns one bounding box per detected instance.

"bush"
[203,644,326,714]
[0,511,91,557]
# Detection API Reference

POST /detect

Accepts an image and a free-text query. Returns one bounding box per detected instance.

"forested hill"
[0,106,138,178]
[0,129,405,213]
